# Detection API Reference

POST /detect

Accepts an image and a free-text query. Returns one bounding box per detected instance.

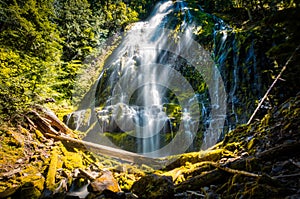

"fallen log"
[28,108,165,167]
[43,132,162,167]
[30,106,73,136]
[29,110,60,136]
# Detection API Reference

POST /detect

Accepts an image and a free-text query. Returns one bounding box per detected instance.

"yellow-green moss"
[59,144,84,170]
[117,173,136,191]
[247,138,258,150]
[224,142,242,152]
[34,129,45,141]
[45,102,75,122]
[21,174,45,192]
[46,147,59,191]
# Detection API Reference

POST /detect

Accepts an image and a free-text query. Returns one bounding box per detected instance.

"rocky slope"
[0,93,299,198]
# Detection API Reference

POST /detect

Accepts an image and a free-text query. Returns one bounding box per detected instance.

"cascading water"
[65,0,264,158]
[92,1,206,157]
[213,27,264,132]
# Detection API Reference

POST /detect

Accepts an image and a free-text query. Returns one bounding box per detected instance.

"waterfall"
[65,0,263,158]
[213,28,263,132]
[91,0,208,157]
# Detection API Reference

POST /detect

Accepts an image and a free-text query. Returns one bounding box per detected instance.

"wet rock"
[92,190,126,199]
[131,174,174,199]
[12,175,45,199]
[0,186,20,198]
[64,109,93,131]
[65,178,90,199]
[65,189,89,199]
[88,170,121,194]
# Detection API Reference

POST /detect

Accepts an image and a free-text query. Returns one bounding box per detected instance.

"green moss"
[59,144,84,170]
[45,102,75,122]
[224,142,241,152]
[104,132,137,152]
[165,148,236,170]
[46,147,59,191]
[260,113,271,127]
[34,129,45,141]
[104,132,128,144]
[21,174,45,192]
[163,103,181,115]
[247,138,258,150]
[117,173,136,191]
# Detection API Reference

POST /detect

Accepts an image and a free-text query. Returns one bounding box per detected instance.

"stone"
[131,174,174,199]
[88,170,121,194]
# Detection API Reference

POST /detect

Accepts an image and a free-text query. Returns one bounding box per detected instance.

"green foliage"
[55,0,104,61]
[0,0,62,121]
[102,2,139,31]
[125,0,160,19]
[0,0,157,121]
[0,49,29,119]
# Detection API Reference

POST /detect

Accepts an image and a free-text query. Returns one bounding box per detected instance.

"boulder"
[131,174,174,199]
[88,170,121,194]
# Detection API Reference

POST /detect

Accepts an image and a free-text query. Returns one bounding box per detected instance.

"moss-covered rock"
[131,174,174,199]
[46,147,59,191]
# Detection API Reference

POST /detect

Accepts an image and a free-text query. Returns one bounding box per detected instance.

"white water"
[106,1,176,155]
[63,0,265,160]
[67,0,231,157]
[92,0,228,156]
[95,1,202,156]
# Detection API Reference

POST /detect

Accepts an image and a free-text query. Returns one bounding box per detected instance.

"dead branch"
[33,106,73,136]
[29,110,59,136]
[202,161,261,178]
[247,44,300,125]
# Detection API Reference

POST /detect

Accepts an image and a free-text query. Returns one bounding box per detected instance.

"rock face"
[88,170,121,194]
[131,174,174,199]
